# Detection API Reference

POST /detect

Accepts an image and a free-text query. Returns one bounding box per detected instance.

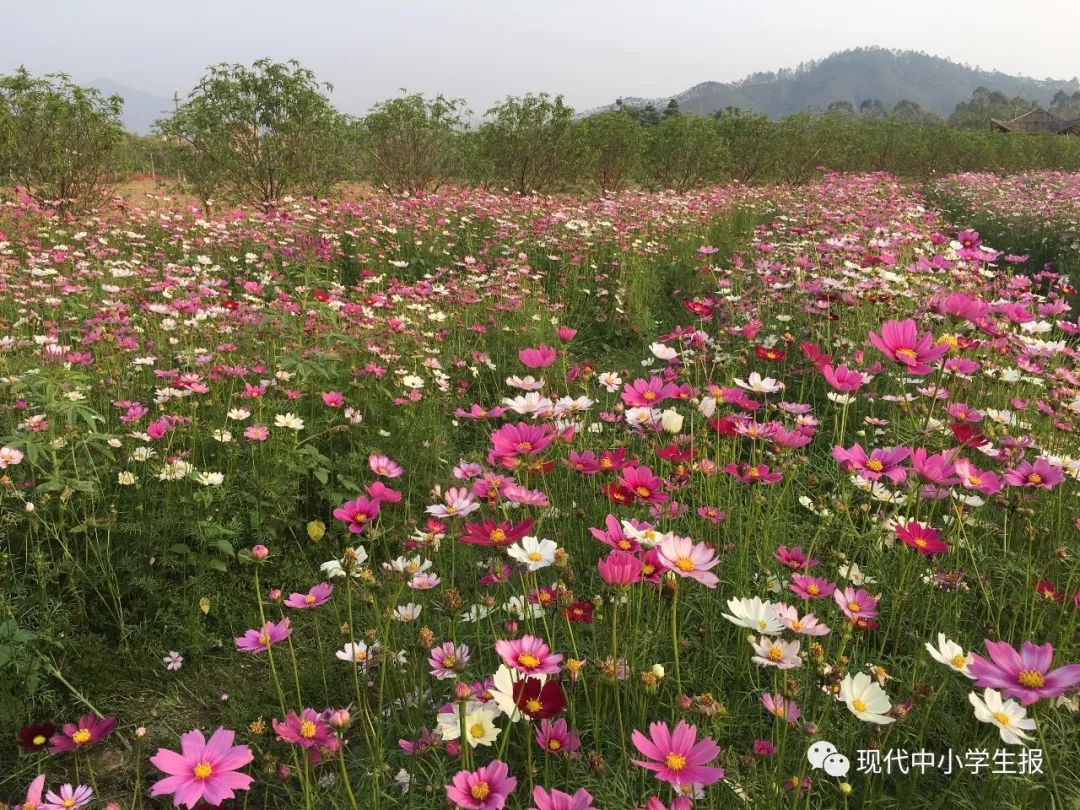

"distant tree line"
[5,60,1080,211]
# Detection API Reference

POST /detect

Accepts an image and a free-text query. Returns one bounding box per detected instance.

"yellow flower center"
[601,458,613,468]
[675,557,695,572]
[635,486,652,497]
[895,348,918,361]
[806,584,820,595]
[353,650,367,661]
[643,391,657,401]
[914,538,927,549]
[525,698,542,713]
[775,705,786,718]
[471,782,491,800]
[62,801,76,809]
[443,655,456,667]
[32,734,47,745]
[518,653,541,669]
[72,729,91,745]
[527,551,543,561]
[300,720,317,738]
[469,722,486,739]
[665,752,687,771]
[768,644,785,662]
[490,529,506,543]
[1018,669,1045,688]
[548,739,561,750]
[852,698,868,713]
[258,633,271,646]
[1027,473,1042,485]
[517,441,533,452]
[847,601,861,613]
[951,654,967,669]
[992,711,1013,727]
[193,761,213,780]
[304,594,316,604]
[969,475,982,486]
[865,459,884,472]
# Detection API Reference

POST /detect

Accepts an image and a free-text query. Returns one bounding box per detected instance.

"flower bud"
[328,709,351,730]
[661,408,684,434]
[251,544,269,561]
[268,588,282,602]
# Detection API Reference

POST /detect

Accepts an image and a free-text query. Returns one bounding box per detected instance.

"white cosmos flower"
[274,413,305,430]
[336,640,378,666]
[722,596,784,635]
[437,702,501,747]
[394,603,422,621]
[840,672,895,724]
[924,633,974,676]
[838,562,876,585]
[506,536,558,571]
[969,689,1035,745]
[227,408,251,421]
[650,342,678,361]
[598,372,623,392]
[733,372,784,394]
[195,471,225,486]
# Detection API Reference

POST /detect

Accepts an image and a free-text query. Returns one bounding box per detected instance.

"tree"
[948,86,1037,129]
[713,107,780,183]
[478,93,579,193]
[0,68,124,210]
[156,59,349,209]
[662,99,681,119]
[359,92,468,192]
[644,114,729,191]
[577,110,645,191]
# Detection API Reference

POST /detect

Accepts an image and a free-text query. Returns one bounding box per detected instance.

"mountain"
[605,48,1080,119]
[88,78,174,134]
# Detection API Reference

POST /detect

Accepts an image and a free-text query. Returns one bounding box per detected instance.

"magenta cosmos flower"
[368,453,403,478]
[529,786,597,810]
[657,535,719,588]
[445,760,517,810]
[149,727,254,809]
[631,720,725,788]
[597,549,643,586]
[284,582,333,609]
[618,464,669,504]
[820,363,870,393]
[1003,458,1064,490]
[495,635,563,675]
[429,641,470,680]
[868,318,948,375]
[15,774,45,810]
[832,443,910,483]
[968,640,1080,705]
[234,617,291,653]
[518,344,557,369]
[895,521,949,556]
[621,375,678,407]
[332,495,381,533]
[639,799,692,810]
[272,708,335,749]
[490,422,557,460]
[48,713,117,753]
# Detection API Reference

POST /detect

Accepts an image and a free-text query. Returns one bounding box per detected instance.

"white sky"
[2,0,1077,114]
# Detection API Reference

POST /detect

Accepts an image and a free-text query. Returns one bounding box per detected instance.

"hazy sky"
[3,0,1079,114]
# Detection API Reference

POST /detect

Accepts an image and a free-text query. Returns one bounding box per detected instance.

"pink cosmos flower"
[0,446,25,468]
[820,364,870,393]
[445,760,517,810]
[896,521,949,556]
[369,453,403,478]
[953,458,1003,494]
[15,774,45,810]
[724,462,783,484]
[831,443,910,483]
[775,545,818,570]
[47,714,117,753]
[658,536,719,588]
[621,376,678,407]
[910,448,959,486]
[1003,458,1064,490]
[535,717,580,755]
[761,692,801,725]
[631,720,725,788]
[42,783,93,809]
[868,318,949,375]
[242,424,269,441]
[495,635,563,675]
[490,423,556,461]
[968,640,1080,705]
[774,604,831,636]
[429,642,470,680]
[284,582,333,609]
[149,727,254,809]
[937,291,990,322]
[366,481,402,503]
[638,799,692,810]
[834,586,879,623]
[519,344,557,369]
[321,391,345,407]
[555,326,577,341]
[789,574,836,600]
[234,618,291,653]
[618,465,669,503]
[333,495,381,533]
[272,708,335,749]
[597,549,643,586]
[529,786,597,810]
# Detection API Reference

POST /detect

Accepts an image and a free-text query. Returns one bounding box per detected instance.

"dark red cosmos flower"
[1034,580,1065,602]
[707,417,740,437]
[312,289,331,302]
[563,601,595,623]
[655,444,696,463]
[755,345,786,362]
[950,422,988,448]
[17,722,55,752]
[513,678,567,720]
[460,518,534,548]
[602,483,635,505]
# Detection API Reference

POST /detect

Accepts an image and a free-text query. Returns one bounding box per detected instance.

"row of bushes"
[7,60,1080,211]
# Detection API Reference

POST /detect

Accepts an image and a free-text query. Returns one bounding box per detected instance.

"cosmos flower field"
[2,172,1080,809]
